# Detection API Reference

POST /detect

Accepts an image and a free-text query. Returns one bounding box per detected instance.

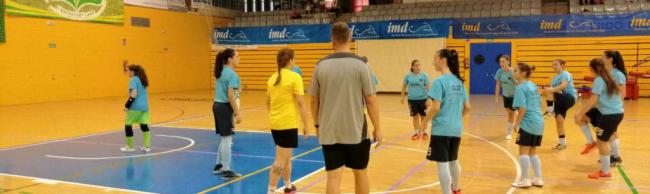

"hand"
[124,107,128,112]
[495,95,500,103]
[513,125,519,133]
[235,112,242,124]
[373,129,383,149]
[544,87,554,94]
[400,97,405,105]
[314,125,320,138]
[302,123,309,139]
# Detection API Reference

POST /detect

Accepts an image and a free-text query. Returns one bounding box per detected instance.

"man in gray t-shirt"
[309,22,382,194]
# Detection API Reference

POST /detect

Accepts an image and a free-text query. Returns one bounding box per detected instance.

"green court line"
[617,165,639,194]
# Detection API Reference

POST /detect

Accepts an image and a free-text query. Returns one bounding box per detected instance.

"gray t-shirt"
[310,52,375,145]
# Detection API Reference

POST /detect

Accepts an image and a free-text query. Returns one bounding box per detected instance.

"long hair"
[410,59,419,73]
[128,64,149,87]
[438,49,464,82]
[604,50,627,76]
[215,48,236,79]
[590,58,619,96]
[517,62,536,78]
[274,48,295,86]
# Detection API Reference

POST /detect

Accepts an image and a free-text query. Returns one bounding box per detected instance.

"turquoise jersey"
[215,66,240,103]
[128,76,149,111]
[592,76,624,114]
[404,72,429,100]
[428,73,468,137]
[551,71,578,99]
[494,68,516,97]
[513,81,544,135]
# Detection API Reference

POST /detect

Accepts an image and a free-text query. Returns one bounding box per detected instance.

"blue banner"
[213,24,331,45]
[213,19,451,45]
[453,12,650,39]
[351,19,451,40]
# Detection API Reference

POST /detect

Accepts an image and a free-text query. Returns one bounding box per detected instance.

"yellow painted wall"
[0,6,232,106]
[448,36,650,97]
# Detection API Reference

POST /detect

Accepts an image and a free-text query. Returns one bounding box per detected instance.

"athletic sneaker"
[610,156,623,167]
[552,144,567,150]
[588,171,612,180]
[120,146,135,152]
[283,185,297,194]
[141,147,151,153]
[411,133,420,141]
[532,177,544,187]
[543,111,554,117]
[511,178,532,188]
[222,170,241,179]
[213,164,224,174]
[452,189,461,194]
[505,134,512,140]
[421,133,429,140]
[581,143,597,155]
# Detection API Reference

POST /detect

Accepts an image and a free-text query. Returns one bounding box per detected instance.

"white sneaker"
[512,178,532,188]
[505,134,512,140]
[141,147,151,153]
[120,146,135,152]
[532,177,544,187]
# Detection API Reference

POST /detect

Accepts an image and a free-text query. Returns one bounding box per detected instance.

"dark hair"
[604,50,627,77]
[438,49,464,82]
[590,58,619,96]
[274,48,295,86]
[331,22,351,44]
[215,48,236,79]
[410,59,420,73]
[361,56,368,63]
[497,54,511,64]
[517,62,536,78]
[554,59,566,67]
[128,64,149,87]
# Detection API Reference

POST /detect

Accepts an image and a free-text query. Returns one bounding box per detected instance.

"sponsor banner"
[453,12,650,39]
[124,0,168,9]
[213,24,332,45]
[5,0,124,24]
[214,19,451,45]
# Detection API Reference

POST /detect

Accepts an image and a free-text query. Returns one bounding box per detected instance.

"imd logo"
[268,28,307,40]
[45,0,107,21]
[461,22,481,32]
[630,17,650,28]
[539,19,563,30]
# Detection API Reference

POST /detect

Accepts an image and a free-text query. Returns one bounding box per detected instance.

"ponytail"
[274,48,294,86]
[605,50,627,77]
[438,49,464,82]
[128,64,149,87]
[215,48,236,79]
[590,58,620,96]
[517,62,536,78]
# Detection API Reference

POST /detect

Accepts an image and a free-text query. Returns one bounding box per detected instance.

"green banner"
[1,0,5,43]
[5,0,123,24]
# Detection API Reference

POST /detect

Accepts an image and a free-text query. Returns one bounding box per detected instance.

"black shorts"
[408,99,427,116]
[322,139,371,171]
[503,96,515,110]
[271,129,298,148]
[553,93,576,118]
[213,102,235,136]
[596,113,624,142]
[516,129,543,147]
[586,108,602,127]
[426,136,461,162]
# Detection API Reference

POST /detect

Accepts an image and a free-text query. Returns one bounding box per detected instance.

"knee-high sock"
[519,155,530,179]
[600,155,610,174]
[530,155,542,178]
[437,162,452,194]
[580,125,594,144]
[141,124,150,147]
[219,136,233,171]
[610,138,620,157]
[449,160,461,191]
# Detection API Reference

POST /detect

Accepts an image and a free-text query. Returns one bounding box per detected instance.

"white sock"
[580,125,594,144]
[519,155,530,179]
[507,122,514,135]
[610,138,620,157]
[530,155,542,178]
[284,179,292,187]
[559,137,566,145]
[546,106,554,113]
[450,160,461,191]
[219,136,233,171]
[437,162,452,194]
[600,155,610,174]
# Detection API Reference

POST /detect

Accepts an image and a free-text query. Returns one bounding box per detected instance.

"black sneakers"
[610,156,623,167]
[221,170,241,179]
[213,164,224,174]
[283,185,297,194]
